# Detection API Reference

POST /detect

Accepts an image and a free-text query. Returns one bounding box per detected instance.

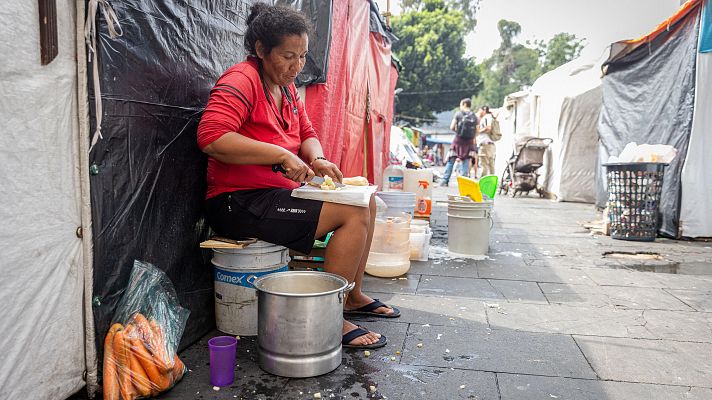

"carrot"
[129,337,171,392]
[113,330,137,400]
[130,313,153,343]
[149,319,174,372]
[103,324,123,400]
[127,339,152,397]
[171,354,185,384]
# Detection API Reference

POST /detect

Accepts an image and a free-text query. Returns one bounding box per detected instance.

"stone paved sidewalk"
[162,184,712,400]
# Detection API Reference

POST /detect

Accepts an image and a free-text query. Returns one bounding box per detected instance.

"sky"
[375,0,683,62]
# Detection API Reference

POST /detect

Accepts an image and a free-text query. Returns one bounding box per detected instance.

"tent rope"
[84,0,123,152]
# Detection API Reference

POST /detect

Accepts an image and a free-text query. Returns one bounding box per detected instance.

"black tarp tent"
[597,0,702,237]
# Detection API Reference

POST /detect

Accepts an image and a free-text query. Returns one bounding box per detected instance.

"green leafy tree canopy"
[402,0,482,31]
[474,19,585,108]
[392,0,481,122]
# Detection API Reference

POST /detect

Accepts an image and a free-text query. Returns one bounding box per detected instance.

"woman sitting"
[197,2,399,349]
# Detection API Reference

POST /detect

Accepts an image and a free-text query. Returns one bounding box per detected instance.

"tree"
[474,19,540,108]
[392,0,481,121]
[401,0,482,31]
[474,20,586,108]
[540,33,585,73]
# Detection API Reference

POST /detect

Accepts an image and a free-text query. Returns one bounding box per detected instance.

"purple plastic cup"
[208,336,237,386]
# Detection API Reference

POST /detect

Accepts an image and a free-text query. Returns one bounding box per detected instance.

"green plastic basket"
[479,175,498,200]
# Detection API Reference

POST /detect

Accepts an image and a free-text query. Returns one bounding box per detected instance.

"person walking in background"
[476,106,496,178]
[433,143,443,166]
[439,98,478,186]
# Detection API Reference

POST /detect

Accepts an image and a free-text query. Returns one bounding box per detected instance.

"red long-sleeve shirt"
[197,57,319,199]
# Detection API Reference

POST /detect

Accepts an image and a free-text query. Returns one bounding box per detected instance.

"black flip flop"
[342,326,388,349]
[344,299,401,319]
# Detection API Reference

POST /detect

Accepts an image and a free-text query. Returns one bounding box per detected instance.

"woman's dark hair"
[244,2,311,55]
[480,105,491,113]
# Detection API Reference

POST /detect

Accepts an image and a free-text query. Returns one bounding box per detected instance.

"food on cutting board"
[320,175,337,190]
[343,176,369,186]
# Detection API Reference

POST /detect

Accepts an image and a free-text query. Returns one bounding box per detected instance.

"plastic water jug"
[382,162,405,191]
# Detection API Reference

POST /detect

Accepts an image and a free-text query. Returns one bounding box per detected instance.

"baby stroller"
[499,136,553,197]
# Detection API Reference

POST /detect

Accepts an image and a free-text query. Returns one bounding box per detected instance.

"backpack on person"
[456,111,477,139]
[489,116,502,141]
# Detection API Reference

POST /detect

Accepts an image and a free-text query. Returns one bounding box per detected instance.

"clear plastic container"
[409,231,433,261]
[365,213,411,277]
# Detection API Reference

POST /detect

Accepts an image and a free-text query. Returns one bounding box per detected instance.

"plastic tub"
[409,230,432,261]
[447,196,493,256]
[212,241,290,335]
[410,219,430,234]
[365,213,411,277]
[365,251,411,277]
[376,191,416,217]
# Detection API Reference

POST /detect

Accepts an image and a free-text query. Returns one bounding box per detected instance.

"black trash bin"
[604,162,668,242]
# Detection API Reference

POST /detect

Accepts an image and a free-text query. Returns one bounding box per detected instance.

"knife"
[272,164,345,188]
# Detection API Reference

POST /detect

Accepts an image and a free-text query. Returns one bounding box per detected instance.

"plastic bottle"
[416,197,432,217]
[382,157,405,191]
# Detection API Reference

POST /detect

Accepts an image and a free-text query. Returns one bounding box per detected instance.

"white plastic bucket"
[376,191,416,217]
[447,198,493,256]
[212,241,290,335]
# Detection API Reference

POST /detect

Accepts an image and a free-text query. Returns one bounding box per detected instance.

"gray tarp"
[598,7,701,237]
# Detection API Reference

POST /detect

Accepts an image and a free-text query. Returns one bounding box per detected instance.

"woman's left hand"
[311,158,343,183]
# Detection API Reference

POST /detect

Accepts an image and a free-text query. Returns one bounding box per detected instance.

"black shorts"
[205,189,324,254]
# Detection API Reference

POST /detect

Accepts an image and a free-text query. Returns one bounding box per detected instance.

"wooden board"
[199,237,257,249]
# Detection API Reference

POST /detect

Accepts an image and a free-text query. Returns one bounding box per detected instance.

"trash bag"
[103,261,191,399]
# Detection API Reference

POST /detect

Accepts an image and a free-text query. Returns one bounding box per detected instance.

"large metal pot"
[253,271,355,377]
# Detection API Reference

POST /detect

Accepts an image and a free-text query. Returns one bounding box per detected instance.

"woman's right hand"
[279,152,315,183]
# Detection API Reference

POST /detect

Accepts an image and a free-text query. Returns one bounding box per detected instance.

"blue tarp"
[702,0,712,52]
[426,135,455,145]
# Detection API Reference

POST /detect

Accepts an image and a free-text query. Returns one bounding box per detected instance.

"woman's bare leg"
[343,195,395,315]
[315,199,382,345]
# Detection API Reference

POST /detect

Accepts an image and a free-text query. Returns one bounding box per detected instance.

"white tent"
[0,1,96,399]
[680,16,712,237]
[529,56,603,203]
[496,90,532,178]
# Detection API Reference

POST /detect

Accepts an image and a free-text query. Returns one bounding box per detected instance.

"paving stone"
[528,255,619,269]
[477,264,597,285]
[539,283,695,311]
[409,258,478,278]
[582,268,712,290]
[359,292,489,327]
[361,273,420,294]
[497,373,712,400]
[487,279,548,304]
[280,365,499,400]
[666,289,712,312]
[486,302,654,339]
[637,309,712,343]
[164,333,288,400]
[477,253,529,267]
[416,276,504,300]
[401,325,596,379]
[574,335,712,387]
